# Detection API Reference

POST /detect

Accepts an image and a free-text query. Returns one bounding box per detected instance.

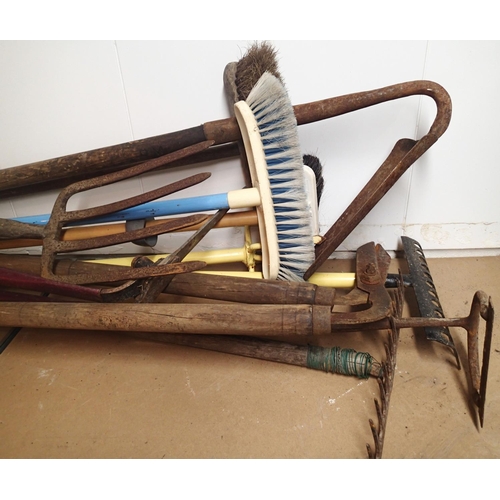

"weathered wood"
[0,255,336,306]
[0,142,241,198]
[1,81,451,200]
[0,302,332,336]
[0,254,122,278]
[163,272,336,305]
[136,332,309,366]
[133,332,382,377]
[0,124,240,198]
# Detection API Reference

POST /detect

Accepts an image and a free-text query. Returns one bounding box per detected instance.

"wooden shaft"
[135,333,310,366]
[0,263,336,305]
[0,302,333,336]
[0,124,227,198]
[0,211,259,250]
[0,219,44,240]
[0,81,450,198]
[133,333,381,377]
[0,254,122,278]
[163,273,336,305]
[0,253,336,305]
[47,214,207,254]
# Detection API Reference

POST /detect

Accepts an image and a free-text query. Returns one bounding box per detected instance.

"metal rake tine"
[366,302,401,459]
[478,296,494,427]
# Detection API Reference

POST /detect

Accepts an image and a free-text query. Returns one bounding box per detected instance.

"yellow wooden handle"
[192,271,356,288]
[83,255,356,289]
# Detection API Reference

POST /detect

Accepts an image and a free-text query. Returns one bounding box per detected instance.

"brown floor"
[0,254,499,459]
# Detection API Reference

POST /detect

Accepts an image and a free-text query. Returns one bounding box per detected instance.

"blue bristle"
[245,72,315,281]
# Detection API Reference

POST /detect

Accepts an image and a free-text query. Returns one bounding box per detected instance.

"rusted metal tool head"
[0,140,221,302]
[36,140,215,285]
[132,208,229,303]
[401,236,460,366]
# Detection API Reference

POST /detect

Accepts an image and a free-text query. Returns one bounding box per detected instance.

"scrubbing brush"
[228,42,319,280]
[108,70,314,281]
[224,40,325,199]
[235,72,315,281]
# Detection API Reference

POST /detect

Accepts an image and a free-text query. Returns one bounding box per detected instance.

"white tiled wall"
[1,40,499,257]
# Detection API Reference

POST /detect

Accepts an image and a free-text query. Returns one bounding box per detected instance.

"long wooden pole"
[0,81,451,198]
[132,333,382,378]
[0,302,332,336]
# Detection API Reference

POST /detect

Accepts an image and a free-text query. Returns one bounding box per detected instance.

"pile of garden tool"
[0,42,493,458]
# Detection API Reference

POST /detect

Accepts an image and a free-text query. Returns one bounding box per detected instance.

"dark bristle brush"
[225,41,325,205]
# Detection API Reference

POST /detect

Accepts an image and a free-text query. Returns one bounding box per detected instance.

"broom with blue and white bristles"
[235,72,315,281]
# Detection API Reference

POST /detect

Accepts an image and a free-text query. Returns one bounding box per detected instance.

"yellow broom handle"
[197,271,355,288]
[83,256,356,288]
[87,245,259,267]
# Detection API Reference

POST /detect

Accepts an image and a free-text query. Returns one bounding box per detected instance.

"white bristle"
[245,73,315,281]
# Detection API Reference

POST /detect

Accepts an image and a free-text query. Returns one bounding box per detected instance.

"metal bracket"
[125,219,158,247]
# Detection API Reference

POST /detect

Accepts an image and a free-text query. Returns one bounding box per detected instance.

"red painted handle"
[0,266,102,302]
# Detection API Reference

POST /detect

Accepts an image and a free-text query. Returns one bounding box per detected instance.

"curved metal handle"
[294,80,452,140]
[302,80,452,280]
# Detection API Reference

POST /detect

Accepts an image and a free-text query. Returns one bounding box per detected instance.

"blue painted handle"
[14,192,231,226]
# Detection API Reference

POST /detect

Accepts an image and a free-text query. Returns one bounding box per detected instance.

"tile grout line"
[9,199,17,218]
[113,41,134,140]
[402,40,430,235]
[113,41,145,194]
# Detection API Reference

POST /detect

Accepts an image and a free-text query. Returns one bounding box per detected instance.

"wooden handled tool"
[0,302,335,335]
[0,290,491,427]
[0,268,337,306]
[131,333,382,379]
[0,80,451,198]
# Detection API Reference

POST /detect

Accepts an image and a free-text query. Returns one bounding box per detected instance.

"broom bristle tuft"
[236,41,284,102]
[303,154,325,203]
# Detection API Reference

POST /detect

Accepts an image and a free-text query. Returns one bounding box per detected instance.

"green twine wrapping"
[306,345,375,379]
